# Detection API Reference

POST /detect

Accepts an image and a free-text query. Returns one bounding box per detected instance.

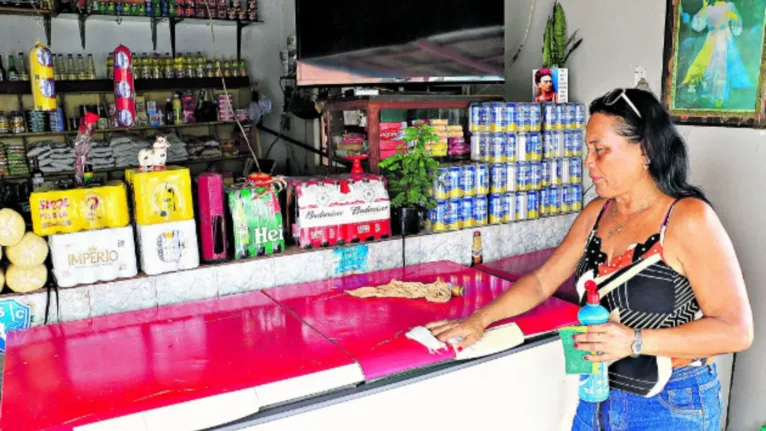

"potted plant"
[379,124,441,236]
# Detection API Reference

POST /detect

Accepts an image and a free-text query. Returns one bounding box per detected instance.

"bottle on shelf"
[67,54,77,80]
[172,93,183,125]
[56,54,66,81]
[0,56,5,82]
[87,54,97,80]
[7,55,19,81]
[106,52,114,80]
[17,53,29,81]
[30,158,45,191]
[76,54,87,80]
[163,53,174,79]
[165,98,174,125]
[577,280,610,403]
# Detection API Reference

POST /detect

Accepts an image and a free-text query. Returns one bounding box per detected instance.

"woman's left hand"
[574,322,635,363]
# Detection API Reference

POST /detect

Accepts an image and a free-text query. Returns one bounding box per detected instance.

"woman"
[427,88,753,430]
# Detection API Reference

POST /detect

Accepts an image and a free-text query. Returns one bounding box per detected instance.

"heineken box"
[226,183,285,259]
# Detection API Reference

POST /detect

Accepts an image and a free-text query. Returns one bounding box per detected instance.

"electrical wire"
[203,0,261,173]
[507,0,537,69]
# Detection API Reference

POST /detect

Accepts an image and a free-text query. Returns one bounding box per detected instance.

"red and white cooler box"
[290,175,391,249]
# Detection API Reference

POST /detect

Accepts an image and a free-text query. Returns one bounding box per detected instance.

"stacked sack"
[29,181,137,288]
[125,136,199,276]
[110,134,151,168]
[0,208,49,293]
[89,140,116,170]
[27,141,75,173]
[186,136,222,159]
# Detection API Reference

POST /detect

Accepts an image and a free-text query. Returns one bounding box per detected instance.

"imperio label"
[68,247,120,268]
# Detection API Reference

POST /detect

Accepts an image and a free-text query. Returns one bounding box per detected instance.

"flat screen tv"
[295,0,505,87]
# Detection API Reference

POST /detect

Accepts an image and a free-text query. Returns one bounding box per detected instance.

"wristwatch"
[630,328,643,358]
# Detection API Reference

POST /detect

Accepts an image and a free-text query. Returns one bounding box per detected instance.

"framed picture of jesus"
[662,0,766,127]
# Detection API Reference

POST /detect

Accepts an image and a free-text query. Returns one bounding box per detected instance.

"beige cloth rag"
[346,279,464,303]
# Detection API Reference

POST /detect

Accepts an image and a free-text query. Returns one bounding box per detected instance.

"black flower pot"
[392,207,421,236]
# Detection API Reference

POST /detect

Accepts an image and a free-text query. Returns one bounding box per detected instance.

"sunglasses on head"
[603,89,642,118]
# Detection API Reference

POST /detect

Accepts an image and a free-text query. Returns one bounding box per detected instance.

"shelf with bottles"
[0,50,251,95]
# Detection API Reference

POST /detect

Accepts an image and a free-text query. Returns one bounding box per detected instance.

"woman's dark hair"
[589,88,708,203]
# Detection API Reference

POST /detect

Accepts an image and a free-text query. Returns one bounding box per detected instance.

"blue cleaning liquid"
[578,280,610,403]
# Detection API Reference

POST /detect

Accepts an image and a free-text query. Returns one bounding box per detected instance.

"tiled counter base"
[11,214,577,326]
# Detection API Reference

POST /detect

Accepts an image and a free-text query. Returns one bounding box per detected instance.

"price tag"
[0,299,32,353]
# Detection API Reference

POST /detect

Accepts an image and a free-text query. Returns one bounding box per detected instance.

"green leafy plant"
[379,124,441,212]
[542,1,583,68]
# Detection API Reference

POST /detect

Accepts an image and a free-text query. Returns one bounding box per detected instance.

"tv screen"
[295,0,505,87]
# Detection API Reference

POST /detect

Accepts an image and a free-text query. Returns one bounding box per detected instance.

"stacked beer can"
[467,101,584,225]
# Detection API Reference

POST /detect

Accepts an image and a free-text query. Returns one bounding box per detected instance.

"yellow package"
[29,40,57,111]
[126,166,194,225]
[30,181,130,236]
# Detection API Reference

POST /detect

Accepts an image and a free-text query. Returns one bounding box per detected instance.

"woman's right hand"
[425,315,487,350]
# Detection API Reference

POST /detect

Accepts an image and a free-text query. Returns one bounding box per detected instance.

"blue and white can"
[505,133,517,162]
[448,166,463,199]
[555,104,566,130]
[516,132,529,162]
[562,185,573,213]
[564,130,575,157]
[473,196,488,226]
[551,158,563,185]
[490,134,506,163]
[572,129,584,157]
[490,163,507,194]
[517,103,530,132]
[470,133,481,162]
[480,133,491,162]
[552,130,565,157]
[505,102,518,132]
[489,194,505,224]
[470,103,482,132]
[549,186,562,215]
[543,130,554,159]
[530,162,542,191]
[445,199,460,229]
[529,132,543,161]
[433,167,450,201]
[460,197,474,228]
[572,184,583,212]
[461,164,476,197]
[529,103,542,131]
[515,191,528,221]
[501,193,514,223]
[476,163,490,195]
[489,103,507,133]
[575,103,586,129]
[517,162,530,191]
[540,187,551,217]
[564,103,576,129]
[478,104,491,132]
[507,162,518,192]
[542,102,556,130]
[569,157,582,184]
[527,189,540,219]
[429,201,448,231]
[542,160,552,188]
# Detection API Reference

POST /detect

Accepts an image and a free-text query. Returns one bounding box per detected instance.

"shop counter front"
[1,261,581,431]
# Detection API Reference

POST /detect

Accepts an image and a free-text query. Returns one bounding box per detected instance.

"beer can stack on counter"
[427,163,490,232]
[466,100,583,221]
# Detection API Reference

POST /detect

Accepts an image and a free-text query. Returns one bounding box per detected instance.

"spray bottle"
[578,280,610,402]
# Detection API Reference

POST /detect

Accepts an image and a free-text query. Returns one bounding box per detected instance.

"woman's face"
[584,113,646,198]
[539,75,553,92]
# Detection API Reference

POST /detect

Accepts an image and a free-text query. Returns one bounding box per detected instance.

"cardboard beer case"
[49,225,138,288]
[136,219,200,275]
[125,166,194,226]
[226,182,285,260]
[29,181,130,236]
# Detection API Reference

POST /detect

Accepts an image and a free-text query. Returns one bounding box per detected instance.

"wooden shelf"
[0,5,52,16]
[0,77,251,95]
[0,121,245,139]
[0,153,254,180]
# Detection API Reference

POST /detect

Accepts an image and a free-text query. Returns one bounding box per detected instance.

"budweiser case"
[136,219,200,275]
[291,175,391,249]
[49,226,138,288]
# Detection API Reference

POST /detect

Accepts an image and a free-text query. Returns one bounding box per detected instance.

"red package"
[378,122,406,140]
[113,45,136,128]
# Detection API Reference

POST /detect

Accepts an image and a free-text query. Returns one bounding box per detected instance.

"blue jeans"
[571,364,723,431]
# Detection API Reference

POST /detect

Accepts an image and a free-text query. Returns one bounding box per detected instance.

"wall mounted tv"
[295,0,505,87]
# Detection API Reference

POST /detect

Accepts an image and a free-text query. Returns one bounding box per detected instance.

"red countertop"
[262,260,579,381]
[1,289,357,431]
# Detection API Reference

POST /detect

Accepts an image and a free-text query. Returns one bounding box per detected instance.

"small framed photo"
[533,68,569,103]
